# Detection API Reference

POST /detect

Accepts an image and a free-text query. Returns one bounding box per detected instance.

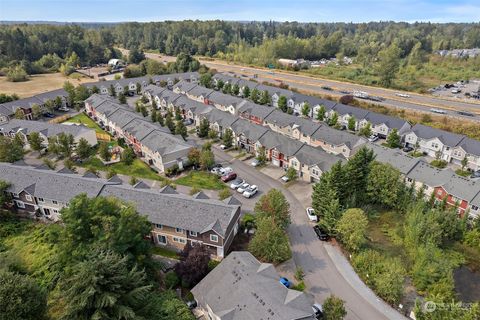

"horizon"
[1,0,480,23]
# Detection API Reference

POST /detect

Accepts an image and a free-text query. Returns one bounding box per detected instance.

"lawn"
[175,171,226,190]
[63,113,106,134]
[150,246,179,259]
[81,157,164,181]
[0,72,91,98]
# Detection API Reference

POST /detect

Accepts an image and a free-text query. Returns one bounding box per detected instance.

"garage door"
[272,158,280,167]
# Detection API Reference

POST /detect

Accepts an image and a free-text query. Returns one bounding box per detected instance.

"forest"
[1,21,480,88]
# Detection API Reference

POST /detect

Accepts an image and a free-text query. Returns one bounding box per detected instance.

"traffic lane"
[213,148,393,320]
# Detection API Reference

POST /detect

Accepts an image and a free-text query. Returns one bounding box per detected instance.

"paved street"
[212,146,407,320]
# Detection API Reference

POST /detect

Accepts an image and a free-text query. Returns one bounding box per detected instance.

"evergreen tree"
[347,116,356,131]
[231,84,240,95]
[386,128,401,148]
[165,113,175,133]
[359,123,372,137]
[222,128,233,148]
[118,92,127,104]
[27,131,44,152]
[198,118,210,138]
[250,88,260,103]
[345,147,375,205]
[98,142,111,162]
[76,138,91,160]
[301,102,310,117]
[278,95,288,112]
[151,109,157,122]
[242,86,250,98]
[328,111,338,126]
[175,120,188,139]
[259,90,270,105]
[316,105,326,121]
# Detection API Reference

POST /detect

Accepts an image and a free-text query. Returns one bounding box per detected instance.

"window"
[210,234,218,242]
[189,231,198,237]
[437,189,442,196]
[472,205,479,211]
[52,200,58,205]
[407,178,413,183]
[37,197,44,203]
[25,195,32,201]
[312,169,319,176]
[11,192,19,198]
[176,228,183,233]
[155,224,163,229]
[173,237,186,244]
[14,200,25,208]
[53,209,59,214]
[157,234,167,245]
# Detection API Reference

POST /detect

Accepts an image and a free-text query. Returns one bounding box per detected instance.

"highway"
[140,50,480,122]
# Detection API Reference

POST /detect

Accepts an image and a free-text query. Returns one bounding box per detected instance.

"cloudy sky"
[1,0,479,23]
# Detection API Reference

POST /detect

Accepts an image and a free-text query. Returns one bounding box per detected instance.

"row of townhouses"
[84,94,192,173]
[0,119,98,148]
[0,162,241,258]
[143,76,480,218]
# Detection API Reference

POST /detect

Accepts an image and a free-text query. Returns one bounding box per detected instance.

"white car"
[243,185,258,198]
[395,93,410,98]
[237,183,250,193]
[220,144,227,150]
[230,178,244,190]
[281,175,290,182]
[58,106,70,112]
[368,134,379,142]
[218,167,233,176]
[251,159,260,167]
[306,207,318,222]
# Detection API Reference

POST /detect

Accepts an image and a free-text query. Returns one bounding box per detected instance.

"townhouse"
[85,94,192,173]
[288,144,344,182]
[191,251,317,320]
[452,137,480,171]
[264,110,321,144]
[327,103,370,130]
[310,125,367,158]
[256,131,304,168]
[237,100,275,124]
[404,124,465,161]
[364,112,411,138]
[0,89,68,121]
[229,118,269,153]
[0,119,98,148]
[0,162,241,258]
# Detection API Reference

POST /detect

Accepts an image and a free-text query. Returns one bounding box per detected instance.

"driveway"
[212,146,407,320]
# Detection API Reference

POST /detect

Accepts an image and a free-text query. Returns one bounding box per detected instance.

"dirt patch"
[0,73,90,98]
[454,266,480,303]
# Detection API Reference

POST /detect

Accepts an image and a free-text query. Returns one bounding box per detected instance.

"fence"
[48,114,72,124]
[96,133,111,141]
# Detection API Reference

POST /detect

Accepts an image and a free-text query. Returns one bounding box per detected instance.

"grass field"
[150,246,180,259]
[62,113,106,133]
[81,157,164,181]
[175,171,226,190]
[0,72,91,98]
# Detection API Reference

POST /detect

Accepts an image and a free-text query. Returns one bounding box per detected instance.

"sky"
[1,0,480,23]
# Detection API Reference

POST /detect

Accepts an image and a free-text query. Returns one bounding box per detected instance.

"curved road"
[212,147,407,320]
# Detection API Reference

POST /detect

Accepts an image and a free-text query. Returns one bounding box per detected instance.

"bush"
[164,271,180,289]
[165,164,180,177]
[189,186,202,196]
[291,281,305,291]
[6,66,28,82]
[431,159,448,168]
[208,259,220,271]
[218,188,231,200]
[241,213,256,230]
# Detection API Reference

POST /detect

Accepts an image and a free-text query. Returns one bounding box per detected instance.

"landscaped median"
[175,171,227,190]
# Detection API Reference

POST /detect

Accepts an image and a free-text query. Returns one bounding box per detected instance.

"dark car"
[471,171,480,179]
[403,146,414,153]
[43,112,55,118]
[321,86,333,91]
[313,225,329,241]
[221,172,237,182]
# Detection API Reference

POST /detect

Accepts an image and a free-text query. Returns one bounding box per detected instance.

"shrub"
[165,164,180,177]
[6,66,28,82]
[189,186,202,196]
[218,188,231,200]
[164,271,180,289]
[208,260,220,271]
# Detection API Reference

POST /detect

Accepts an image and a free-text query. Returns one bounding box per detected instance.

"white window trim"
[25,195,32,201]
[155,224,163,229]
[157,234,167,245]
[14,200,25,208]
[173,237,187,244]
[210,234,218,242]
[175,228,183,234]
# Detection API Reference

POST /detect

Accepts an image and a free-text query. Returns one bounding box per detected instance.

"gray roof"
[365,112,410,131]
[0,89,67,116]
[293,144,344,171]
[408,124,465,147]
[237,101,275,119]
[191,251,315,320]
[173,80,198,93]
[230,118,269,142]
[0,119,93,139]
[207,90,246,108]
[0,163,239,237]
[406,161,454,187]
[332,103,369,119]
[367,144,420,175]
[442,174,480,203]
[140,129,192,156]
[204,109,238,128]
[312,125,367,149]
[187,85,215,98]
[456,137,480,156]
[258,131,304,156]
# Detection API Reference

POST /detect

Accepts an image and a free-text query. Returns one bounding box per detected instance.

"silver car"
[230,178,244,190]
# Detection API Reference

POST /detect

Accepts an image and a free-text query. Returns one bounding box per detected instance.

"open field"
[175,171,226,190]
[62,113,106,133]
[0,72,91,98]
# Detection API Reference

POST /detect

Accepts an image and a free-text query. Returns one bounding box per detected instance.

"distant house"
[191,251,317,320]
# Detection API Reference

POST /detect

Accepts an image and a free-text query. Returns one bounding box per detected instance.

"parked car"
[221,172,237,182]
[281,175,290,182]
[368,134,379,142]
[321,86,333,91]
[251,159,260,167]
[183,118,193,125]
[219,167,233,176]
[471,171,480,179]
[306,207,318,222]
[58,106,70,112]
[279,277,291,288]
[230,178,245,190]
[243,185,258,198]
[403,146,414,153]
[43,112,55,118]
[237,183,250,193]
[457,110,475,117]
[313,225,329,241]
[395,93,410,98]
[220,144,227,150]
[312,303,324,319]
[210,167,221,175]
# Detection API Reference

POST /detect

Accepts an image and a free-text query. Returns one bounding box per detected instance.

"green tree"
[250,88,260,103]
[231,84,240,95]
[318,190,342,236]
[375,43,402,87]
[323,295,347,320]
[216,79,224,90]
[336,208,368,252]
[259,90,270,105]
[254,189,291,230]
[199,73,213,88]
[328,111,338,126]
[175,120,188,139]
[75,138,91,160]
[0,271,47,320]
[187,148,200,168]
[150,109,157,122]
[249,217,291,264]
[128,48,146,64]
[222,83,232,95]
[198,118,210,138]
[27,132,44,153]
[316,105,326,121]
[122,147,135,165]
[285,166,297,181]
[256,146,268,164]
[165,113,175,133]
[461,155,469,172]
[242,86,250,98]
[366,162,402,208]
[14,108,24,119]
[31,104,42,119]
[301,102,310,117]
[222,128,233,148]
[118,92,127,104]
[359,123,372,137]
[98,142,111,161]
[345,147,375,205]
[63,81,76,106]
[0,180,11,205]
[278,95,288,112]
[347,116,356,131]
[199,148,215,170]
[108,84,116,97]
[0,135,24,163]
[386,128,401,148]
[56,133,75,159]
[59,250,151,320]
